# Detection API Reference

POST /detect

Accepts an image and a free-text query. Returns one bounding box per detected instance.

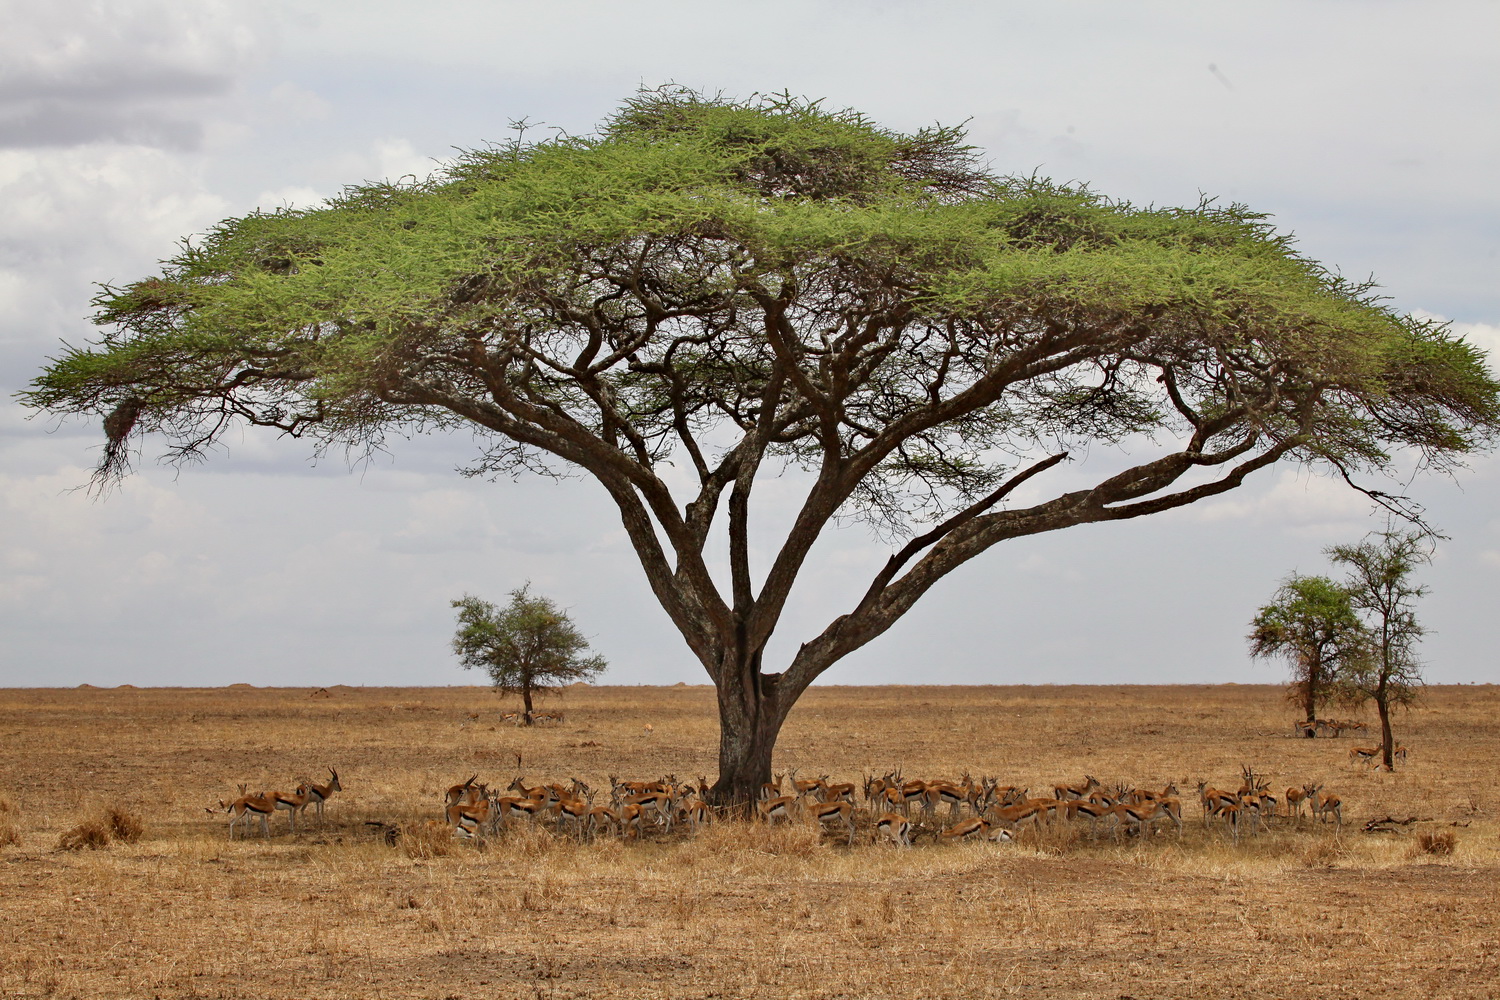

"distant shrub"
[1416,829,1456,856]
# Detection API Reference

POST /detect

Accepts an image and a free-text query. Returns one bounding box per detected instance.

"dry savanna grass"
[0,682,1497,998]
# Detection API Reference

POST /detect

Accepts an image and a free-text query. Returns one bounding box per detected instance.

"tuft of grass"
[1414,828,1457,857]
[57,820,111,852]
[499,821,561,858]
[0,793,18,849]
[1015,821,1083,856]
[56,805,146,851]
[1298,834,1348,868]
[398,820,454,859]
[104,806,144,843]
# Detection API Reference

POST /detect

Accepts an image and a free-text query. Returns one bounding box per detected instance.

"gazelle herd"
[1195,765,1344,843]
[442,766,717,842]
[429,763,1349,848]
[213,768,341,838]
[1293,718,1370,739]
[208,761,1348,849]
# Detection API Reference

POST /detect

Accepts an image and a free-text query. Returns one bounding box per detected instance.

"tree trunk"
[707,659,793,814]
[1377,694,1394,771]
[1302,675,1317,735]
[522,684,534,726]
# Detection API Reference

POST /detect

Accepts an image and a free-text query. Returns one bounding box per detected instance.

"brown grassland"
[0,682,1497,999]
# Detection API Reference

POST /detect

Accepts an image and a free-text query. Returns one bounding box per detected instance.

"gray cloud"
[0,99,209,150]
[0,1,266,149]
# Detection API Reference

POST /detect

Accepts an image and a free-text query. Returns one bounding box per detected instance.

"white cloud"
[0,144,228,271]
[1191,468,1377,531]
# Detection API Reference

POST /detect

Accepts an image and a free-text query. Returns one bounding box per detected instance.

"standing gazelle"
[1307,784,1343,826]
[220,785,276,839]
[273,784,312,834]
[304,767,342,820]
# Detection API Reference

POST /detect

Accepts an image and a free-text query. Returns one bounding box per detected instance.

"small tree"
[1327,530,1432,769]
[450,586,606,724]
[1248,574,1366,734]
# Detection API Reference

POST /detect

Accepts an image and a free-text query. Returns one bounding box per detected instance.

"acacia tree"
[1248,575,1366,733]
[451,587,606,724]
[24,89,1500,806]
[1328,530,1433,770]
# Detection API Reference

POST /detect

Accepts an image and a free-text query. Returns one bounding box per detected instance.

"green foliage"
[25,86,1500,497]
[450,587,606,714]
[1248,574,1366,717]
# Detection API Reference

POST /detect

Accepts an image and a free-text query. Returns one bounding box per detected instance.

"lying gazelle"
[940,816,1013,843]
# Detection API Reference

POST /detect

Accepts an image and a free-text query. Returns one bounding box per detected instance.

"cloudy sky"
[3,1,1498,689]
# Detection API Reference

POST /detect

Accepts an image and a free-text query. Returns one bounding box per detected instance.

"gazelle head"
[327,767,342,792]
